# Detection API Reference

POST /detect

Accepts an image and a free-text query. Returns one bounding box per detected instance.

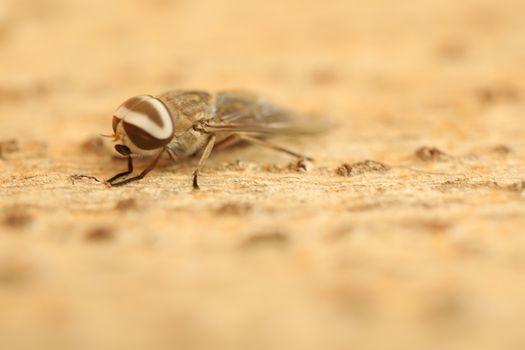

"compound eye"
[112,116,121,133]
[122,122,171,150]
[114,95,174,150]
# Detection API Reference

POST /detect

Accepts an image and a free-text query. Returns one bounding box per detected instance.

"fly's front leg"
[106,145,134,184]
[106,156,134,183]
[192,134,216,190]
[239,135,313,161]
[109,151,164,187]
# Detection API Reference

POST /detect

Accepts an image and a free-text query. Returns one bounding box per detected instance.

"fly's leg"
[106,144,134,183]
[239,135,313,161]
[166,148,180,163]
[106,156,134,183]
[192,134,216,190]
[214,134,241,151]
[109,151,164,187]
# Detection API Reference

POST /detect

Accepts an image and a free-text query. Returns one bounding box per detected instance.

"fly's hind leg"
[238,135,313,161]
[214,134,242,151]
[192,134,216,190]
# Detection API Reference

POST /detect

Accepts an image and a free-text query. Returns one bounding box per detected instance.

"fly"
[106,90,324,189]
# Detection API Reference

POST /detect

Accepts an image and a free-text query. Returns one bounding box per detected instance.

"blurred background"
[1,0,525,349]
[2,0,524,147]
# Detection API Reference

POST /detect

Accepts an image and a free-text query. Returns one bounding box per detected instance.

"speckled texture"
[1,0,525,349]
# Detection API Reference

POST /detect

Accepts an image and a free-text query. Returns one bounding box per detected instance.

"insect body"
[108,90,321,188]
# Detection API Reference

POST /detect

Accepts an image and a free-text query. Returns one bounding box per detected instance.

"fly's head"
[110,95,174,156]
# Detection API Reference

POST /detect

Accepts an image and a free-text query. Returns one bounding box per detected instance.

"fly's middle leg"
[192,134,217,190]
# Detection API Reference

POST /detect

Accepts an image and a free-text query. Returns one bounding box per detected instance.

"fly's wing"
[205,91,329,136]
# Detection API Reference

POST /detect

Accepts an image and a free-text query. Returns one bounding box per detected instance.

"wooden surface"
[1,0,525,349]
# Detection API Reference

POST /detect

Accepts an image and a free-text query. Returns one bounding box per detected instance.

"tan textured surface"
[1,0,525,349]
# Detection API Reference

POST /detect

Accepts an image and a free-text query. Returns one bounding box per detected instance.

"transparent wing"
[206,91,328,135]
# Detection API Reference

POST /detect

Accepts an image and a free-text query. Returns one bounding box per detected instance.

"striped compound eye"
[112,95,174,150]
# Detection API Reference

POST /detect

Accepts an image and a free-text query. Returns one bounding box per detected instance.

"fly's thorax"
[112,95,175,155]
[156,91,216,157]
[157,91,214,129]
[167,127,211,158]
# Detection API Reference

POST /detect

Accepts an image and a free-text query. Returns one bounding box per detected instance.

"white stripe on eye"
[118,97,173,139]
